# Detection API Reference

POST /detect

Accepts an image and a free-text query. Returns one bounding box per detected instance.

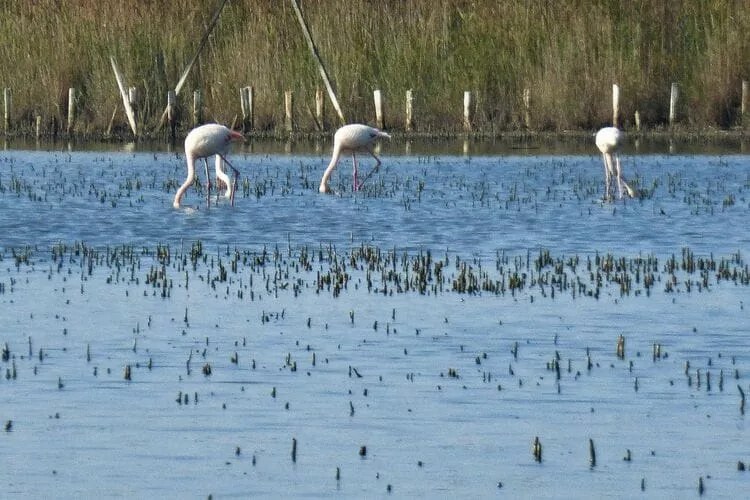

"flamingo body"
[595,126,635,200]
[319,124,391,194]
[173,124,244,208]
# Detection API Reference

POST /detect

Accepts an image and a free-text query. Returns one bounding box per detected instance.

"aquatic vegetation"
[1,146,750,496]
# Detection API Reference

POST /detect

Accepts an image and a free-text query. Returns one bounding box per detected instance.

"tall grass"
[0,0,748,136]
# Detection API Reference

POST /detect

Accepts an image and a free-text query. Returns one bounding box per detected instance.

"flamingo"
[173,123,244,208]
[595,126,637,200]
[319,124,391,194]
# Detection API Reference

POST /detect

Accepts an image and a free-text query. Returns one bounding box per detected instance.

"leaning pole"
[290,0,347,126]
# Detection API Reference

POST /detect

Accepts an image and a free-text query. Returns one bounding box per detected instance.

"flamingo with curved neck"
[319,124,391,194]
[173,123,244,208]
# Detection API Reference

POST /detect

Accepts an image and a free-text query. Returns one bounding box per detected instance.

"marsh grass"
[0,1,748,137]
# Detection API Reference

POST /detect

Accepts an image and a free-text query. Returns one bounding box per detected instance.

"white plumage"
[319,124,391,194]
[173,124,244,208]
[595,127,636,200]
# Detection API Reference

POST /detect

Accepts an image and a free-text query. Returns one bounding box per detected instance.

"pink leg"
[352,153,359,192]
[204,159,212,207]
[356,150,382,191]
[231,171,238,206]
[602,154,611,201]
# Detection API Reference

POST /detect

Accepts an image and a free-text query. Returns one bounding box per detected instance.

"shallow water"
[1,140,750,498]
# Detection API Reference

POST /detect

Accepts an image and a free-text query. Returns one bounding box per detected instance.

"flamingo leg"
[203,158,212,207]
[352,153,359,192]
[614,154,624,199]
[219,155,240,206]
[215,164,221,205]
[601,153,611,201]
[356,150,382,191]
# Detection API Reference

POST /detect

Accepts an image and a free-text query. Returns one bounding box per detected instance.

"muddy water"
[1,140,749,498]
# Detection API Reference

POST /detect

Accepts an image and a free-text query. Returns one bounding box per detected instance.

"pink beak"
[228,130,244,142]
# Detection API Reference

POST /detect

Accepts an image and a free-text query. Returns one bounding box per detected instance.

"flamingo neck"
[174,154,197,208]
[319,147,342,191]
[215,155,232,198]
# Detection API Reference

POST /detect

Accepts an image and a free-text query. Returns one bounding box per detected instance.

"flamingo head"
[227,130,244,143]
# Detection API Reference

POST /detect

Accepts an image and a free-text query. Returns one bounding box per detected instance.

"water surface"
[1,140,749,498]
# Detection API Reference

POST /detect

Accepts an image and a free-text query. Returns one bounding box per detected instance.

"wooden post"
[612,84,620,127]
[153,0,230,134]
[3,88,10,133]
[315,87,325,131]
[167,90,177,143]
[106,106,117,136]
[192,90,202,127]
[67,88,76,135]
[374,89,384,129]
[405,89,414,132]
[109,57,137,135]
[290,0,346,125]
[36,115,42,139]
[284,90,294,133]
[463,91,472,132]
[128,87,138,128]
[669,83,679,126]
[634,111,641,132]
[523,88,531,129]
[742,80,749,126]
[240,86,254,132]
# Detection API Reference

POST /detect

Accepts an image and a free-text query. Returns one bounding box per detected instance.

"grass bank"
[0,1,748,138]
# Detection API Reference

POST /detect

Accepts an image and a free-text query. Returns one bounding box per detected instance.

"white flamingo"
[173,123,244,208]
[319,124,391,194]
[595,127,636,200]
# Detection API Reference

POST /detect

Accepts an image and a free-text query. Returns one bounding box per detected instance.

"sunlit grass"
[0,1,747,136]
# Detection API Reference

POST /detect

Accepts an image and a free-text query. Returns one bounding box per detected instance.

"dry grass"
[0,0,748,136]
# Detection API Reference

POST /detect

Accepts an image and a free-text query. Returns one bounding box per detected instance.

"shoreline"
[2,126,749,144]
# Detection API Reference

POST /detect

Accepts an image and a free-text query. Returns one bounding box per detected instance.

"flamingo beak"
[228,130,244,142]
